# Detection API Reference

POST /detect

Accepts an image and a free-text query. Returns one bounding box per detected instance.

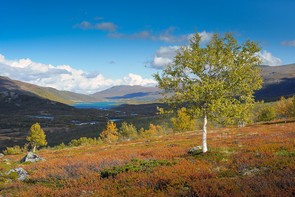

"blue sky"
[0,0,294,93]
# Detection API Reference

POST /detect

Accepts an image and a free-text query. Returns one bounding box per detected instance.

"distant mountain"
[255,64,295,101]
[1,63,294,106]
[0,76,96,104]
[91,85,162,102]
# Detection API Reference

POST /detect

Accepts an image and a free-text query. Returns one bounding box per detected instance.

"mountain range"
[0,64,295,107]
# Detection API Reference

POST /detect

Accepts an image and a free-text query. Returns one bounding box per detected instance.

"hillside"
[91,85,162,102]
[255,64,295,101]
[0,122,294,196]
[1,63,294,105]
[0,76,95,104]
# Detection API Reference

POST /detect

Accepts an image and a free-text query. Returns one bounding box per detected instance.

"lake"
[72,102,120,109]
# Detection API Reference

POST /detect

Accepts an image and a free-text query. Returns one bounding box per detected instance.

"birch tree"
[154,33,262,153]
[26,123,47,152]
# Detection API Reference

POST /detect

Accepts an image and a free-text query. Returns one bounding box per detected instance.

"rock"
[20,152,45,163]
[0,153,4,158]
[188,146,202,154]
[7,167,28,181]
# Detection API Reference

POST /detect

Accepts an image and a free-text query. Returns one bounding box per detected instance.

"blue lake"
[72,102,120,109]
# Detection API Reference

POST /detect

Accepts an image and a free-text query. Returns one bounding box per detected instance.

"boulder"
[188,146,202,154]
[0,153,4,158]
[7,167,28,181]
[20,152,45,163]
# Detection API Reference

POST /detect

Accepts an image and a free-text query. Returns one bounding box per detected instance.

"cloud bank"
[150,47,283,69]
[150,31,214,69]
[259,50,283,66]
[0,54,156,94]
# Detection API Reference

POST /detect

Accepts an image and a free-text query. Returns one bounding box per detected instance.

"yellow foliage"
[276,97,293,118]
[171,107,195,132]
[26,122,47,152]
[100,121,119,143]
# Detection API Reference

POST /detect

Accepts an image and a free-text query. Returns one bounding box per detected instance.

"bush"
[100,121,119,143]
[69,137,102,147]
[119,122,138,141]
[139,124,163,138]
[276,97,293,118]
[100,158,176,178]
[257,106,276,122]
[171,107,195,132]
[3,145,23,155]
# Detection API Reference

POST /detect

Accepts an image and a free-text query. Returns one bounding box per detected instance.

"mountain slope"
[91,85,162,102]
[255,64,295,101]
[0,76,96,104]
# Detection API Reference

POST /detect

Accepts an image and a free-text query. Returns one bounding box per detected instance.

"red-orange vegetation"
[1,122,294,196]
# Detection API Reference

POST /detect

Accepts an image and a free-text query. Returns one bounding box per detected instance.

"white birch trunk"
[202,113,208,153]
[33,144,36,153]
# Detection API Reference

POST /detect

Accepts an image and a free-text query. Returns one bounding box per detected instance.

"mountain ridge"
[1,64,295,105]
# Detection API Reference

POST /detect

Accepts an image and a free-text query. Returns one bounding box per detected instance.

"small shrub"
[69,137,102,147]
[171,107,195,132]
[257,106,276,121]
[119,122,138,141]
[53,142,67,149]
[276,97,293,118]
[100,121,119,143]
[100,159,176,178]
[3,146,23,155]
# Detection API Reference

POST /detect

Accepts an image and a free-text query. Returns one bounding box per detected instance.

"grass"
[0,122,294,196]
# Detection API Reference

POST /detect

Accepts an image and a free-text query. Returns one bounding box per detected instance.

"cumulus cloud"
[75,21,117,32]
[281,40,295,47]
[150,46,180,69]
[258,50,283,66]
[149,31,214,69]
[0,54,156,94]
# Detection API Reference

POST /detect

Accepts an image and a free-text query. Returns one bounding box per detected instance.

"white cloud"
[75,21,117,32]
[0,54,156,94]
[150,46,180,69]
[258,50,283,66]
[149,31,214,69]
[281,40,295,47]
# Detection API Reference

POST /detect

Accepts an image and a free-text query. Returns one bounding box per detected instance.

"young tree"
[171,107,195,132]
[154,33,262,153]
[100,121,119,143]
[26,123,47,152]
[276,96,293,119]
[119,122,138,141]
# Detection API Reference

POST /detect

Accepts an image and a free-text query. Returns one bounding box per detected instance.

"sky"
[0,0,294,94]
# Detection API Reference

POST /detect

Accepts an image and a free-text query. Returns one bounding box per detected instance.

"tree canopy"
[26,122,47,152]
[154,33,263,152]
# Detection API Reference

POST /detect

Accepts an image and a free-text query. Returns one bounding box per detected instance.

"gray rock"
[20,152,45,163]
[7,167,28,181]
[188,146,202,154]
[0,153,4,158]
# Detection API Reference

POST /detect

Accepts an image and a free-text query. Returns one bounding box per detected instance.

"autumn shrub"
[276,97,294,118]
[257,106,276,121]
[119,122,138,141]
[139,124,164,138]
[171,107,195,133]
[69,137,102,147]
[3,145,23,155]
[100,121,119,143]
